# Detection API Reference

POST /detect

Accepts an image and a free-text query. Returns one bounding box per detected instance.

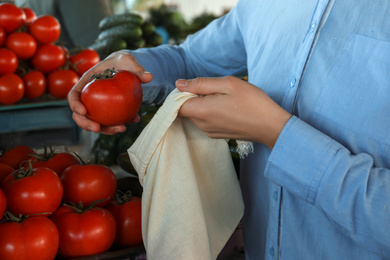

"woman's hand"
[67,50,153,135]
[176,76,291,149]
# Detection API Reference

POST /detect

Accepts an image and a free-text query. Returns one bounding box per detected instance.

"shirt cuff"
[265,116,341,204]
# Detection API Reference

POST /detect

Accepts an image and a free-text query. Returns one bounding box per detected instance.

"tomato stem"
[12,160,34,179]
[89,67,117,81]
[114,189,133,205]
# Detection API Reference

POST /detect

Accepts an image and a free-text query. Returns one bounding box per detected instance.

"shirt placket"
[271,1,330,259]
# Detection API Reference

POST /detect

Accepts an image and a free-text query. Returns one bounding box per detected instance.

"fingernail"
[176,79,187,87]
[88,126,94,132]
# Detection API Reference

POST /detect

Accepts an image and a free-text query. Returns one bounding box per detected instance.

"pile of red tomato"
[0,3,100,106]
[0,145,143,260]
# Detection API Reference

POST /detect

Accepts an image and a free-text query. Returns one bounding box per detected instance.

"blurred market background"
[0,1,245,259]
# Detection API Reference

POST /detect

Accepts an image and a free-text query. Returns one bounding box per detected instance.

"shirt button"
[270,246,275,257]
[273,191,278,201]
[290,78,296,87]
[310,22,317,32]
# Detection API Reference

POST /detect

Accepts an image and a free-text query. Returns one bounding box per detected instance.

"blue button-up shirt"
[131,0,390,259]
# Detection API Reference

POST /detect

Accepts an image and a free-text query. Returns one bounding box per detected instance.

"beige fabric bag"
[128,89,244,260]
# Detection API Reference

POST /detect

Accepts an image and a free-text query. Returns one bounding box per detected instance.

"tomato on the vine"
[32,43,66,74]
[22,7,36,23]
[47,69,79,99]
[5,32,37,59]
[2,166,63,216]
[50,204,116,258]
[0,145,34,169]
[0,3,26,33]
[26,147,80,175]
[60,164,117,207]
[22,70,46,100]
[0,73,24,105]
[29,15,60,44]
[0,188,6,219]
[0,49,18,75]
[0,215,59,260]
[70,48,101,77]
[80,69,143,126]
[107,191,143,247]
[0,163,14,185]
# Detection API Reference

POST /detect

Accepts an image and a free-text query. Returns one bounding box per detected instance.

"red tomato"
[0,3,26,33]
[22,70,46,100]
[28,15,60,44]
[0,163,14,185]
[0,188,6,219]
[59,45,70,59]
[0,49,18,75]
[0,216,59,260]
[50,205,116,258]
[28,151,80,176]
[107,193,143,247]
[47,69,79,99]
[0,26,5,47]
[0,73,24,105]
[32,43,66,74]
[0,145,34,169]
[70,48,101,77]
[5,32,37,59]
[2,166,63,216]
[60,164,117,207]
[81,69,143,126]
[22,7,36,23]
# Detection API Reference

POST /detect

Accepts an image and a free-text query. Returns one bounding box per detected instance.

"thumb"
[176,77,228,96]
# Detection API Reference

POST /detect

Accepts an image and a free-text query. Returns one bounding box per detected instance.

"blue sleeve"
[265,116,390,254]
[128,1,247,104]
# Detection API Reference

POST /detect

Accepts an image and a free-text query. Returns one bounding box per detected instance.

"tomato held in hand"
[70,48,101,77]
[32,43,66,74]
[0,215,59,260]
[50,204,116,258]
[5,32,37,59]
[47,69,79,99]
[0,74,24,105]
[28,15,60,44]
[0,3,26,33]
[107,191,143,247]
[0,145,34,169]
[80,68,143,126]
[22,70,46,100]
[2,165,63,216]
[0,188,6,219]
[0,49,18,75]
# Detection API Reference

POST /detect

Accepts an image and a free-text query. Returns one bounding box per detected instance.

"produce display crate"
[65,245,146,260]
[0,100,80,148]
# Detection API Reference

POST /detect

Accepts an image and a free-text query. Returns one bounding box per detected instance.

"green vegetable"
[98,24,143,41]
[89,38,127,59]
[141,20,156,36]
[98,12,144,31]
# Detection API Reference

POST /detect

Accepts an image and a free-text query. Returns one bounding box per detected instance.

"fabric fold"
[128,88,244,260]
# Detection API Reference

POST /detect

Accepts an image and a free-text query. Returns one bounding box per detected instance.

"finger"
[176,76,231,96]
[72,112,101,132]
[99,125,126,135]
[114,50,153,83]
[178,96,206,119]
[68,87,87,116]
